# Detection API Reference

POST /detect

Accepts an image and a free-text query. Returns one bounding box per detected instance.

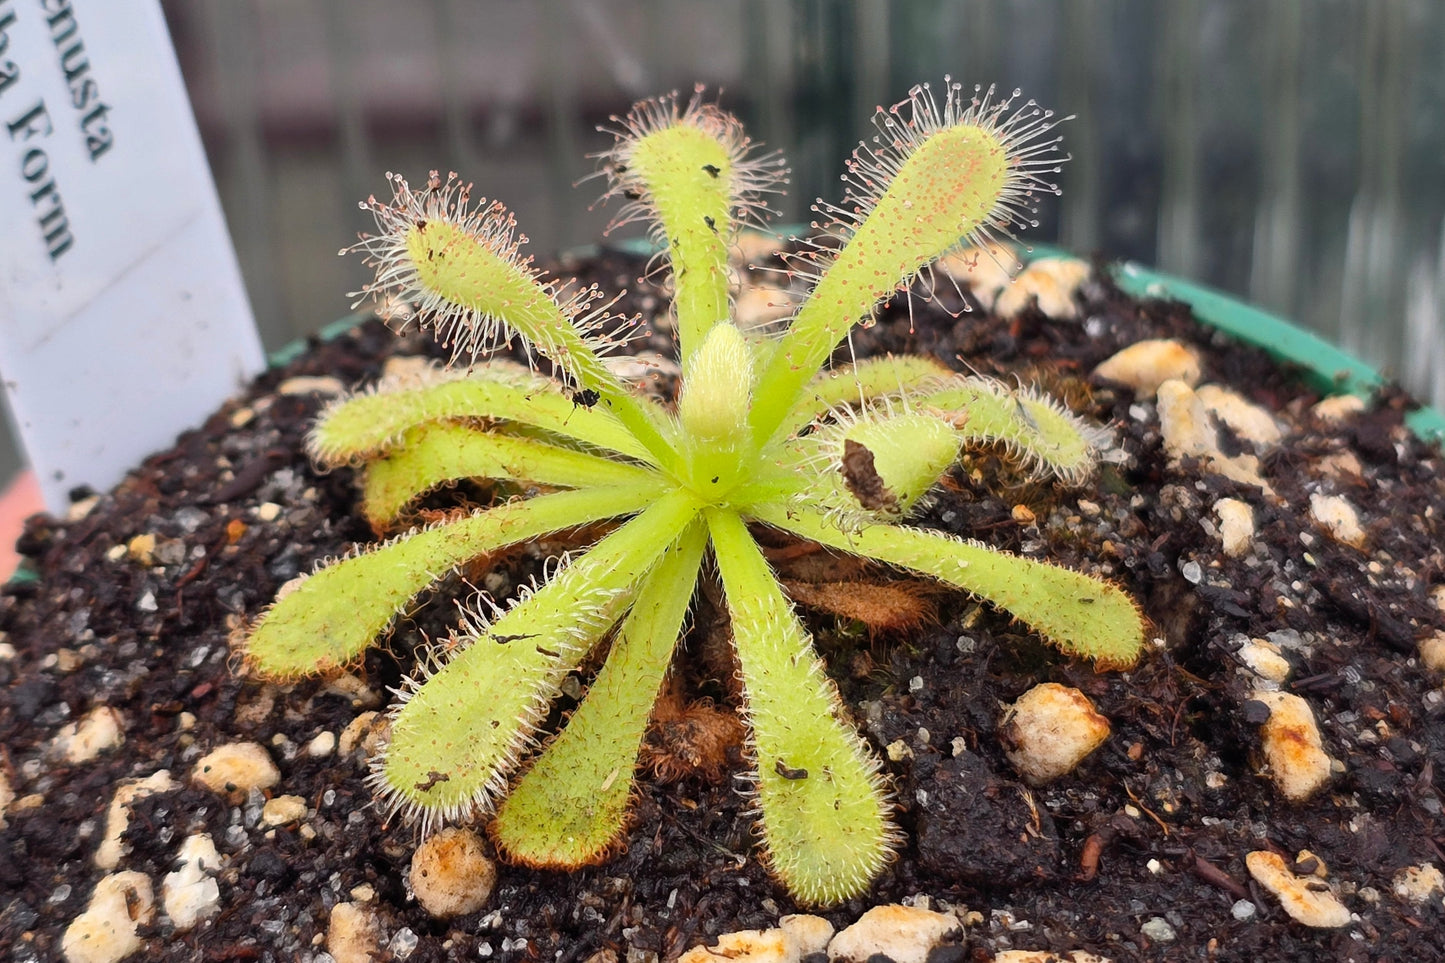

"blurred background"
[3,0,1444,490]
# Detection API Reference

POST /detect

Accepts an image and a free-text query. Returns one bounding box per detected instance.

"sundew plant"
[243,82,1146,906]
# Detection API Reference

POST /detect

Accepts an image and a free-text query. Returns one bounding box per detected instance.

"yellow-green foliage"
[241,81,1144,906]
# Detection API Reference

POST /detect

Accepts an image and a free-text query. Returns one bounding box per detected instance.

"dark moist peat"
[1,246,1443,963]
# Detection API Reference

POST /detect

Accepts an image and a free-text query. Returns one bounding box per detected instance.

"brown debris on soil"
[2,248,1444,963]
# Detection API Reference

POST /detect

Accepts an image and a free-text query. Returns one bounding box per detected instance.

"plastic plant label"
[0,0,262,512]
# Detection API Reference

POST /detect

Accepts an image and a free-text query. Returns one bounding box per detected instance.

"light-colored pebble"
[96,771,177,870]
[380,354,438,383]
[604,350,681,387]
[61,871,155,963]
[13,793,43,812]
[322,672,382,708]
[994,953,1111,963]
[0,769,14,828]
[1311,394,1366,423]
[328,901,382,963]
[278,374,346,396]
[339,711,387,758]
[255,502,283,522]
[1157,380,1272,492]
[409,827,497,918]
[1196,384,1283,448]
[994,257,1091,320]
[1002,683,1111,785]
[827,904,961,963]
[1216,454,1271,493]
[1139,917,1175,942]
[674,918,853,963]
[232,687,277,728]
[1214,498,1256,558]
[306,731,338,758]
[1317,450,1364,480]
[937,243,1023,310]
[1157,380,1216,460]
[1420,630,1445,674]
[1245,850,1352,928]
[734,285,798,330]
[1238,638,1291,685]
[1294,849,1329,878]
[192,742,281,796]
[126,533,156,567]
[66,495,100,522]
[261,794,308,827]
[228,405,255,429]
[53,706,126,764]
[162,833,222,930]
[388,926,420,959]
[1251,691,1334,802]
[679,929,792,963]
[734,230,786,266]
[1094,340,1202,397]
[778,914,833,956]
[1391,864,1444,904]
[1309,493,1367,549]
[1432,584,1445,615]
[154,539,187,566]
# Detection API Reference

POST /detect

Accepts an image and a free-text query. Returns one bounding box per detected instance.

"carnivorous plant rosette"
[241,82,1147,906]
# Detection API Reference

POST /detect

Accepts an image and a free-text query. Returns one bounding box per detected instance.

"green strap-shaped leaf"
[914,376,1097,483]
[750,123,1010,445]
[244,484,666,679]
[403,217,677,464]
[623,125,736,370]
[490,519,708,866]
[752,503,1145,668]
[361,422,663,527]
[707,508,895,907]
[310,372,663,467]
[774,354,953,440]
[376,489,703,826]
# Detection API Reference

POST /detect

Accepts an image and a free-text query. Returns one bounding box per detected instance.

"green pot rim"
[282,232,1443,446]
